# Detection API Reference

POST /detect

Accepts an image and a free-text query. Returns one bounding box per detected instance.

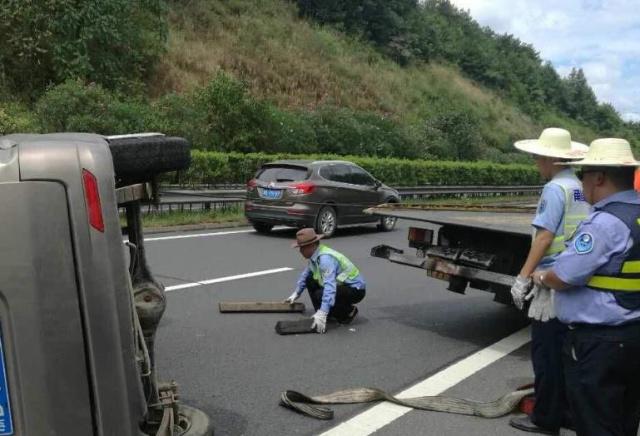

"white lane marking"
[144,229,255,241]
[143,226,288,242]
[164,267,294,292]
[320,326,531,436]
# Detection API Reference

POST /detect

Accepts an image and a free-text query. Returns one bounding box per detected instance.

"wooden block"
[275,319,316,335]
[219,301,306,313]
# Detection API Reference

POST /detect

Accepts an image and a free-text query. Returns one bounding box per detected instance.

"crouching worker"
[285,228,365,333]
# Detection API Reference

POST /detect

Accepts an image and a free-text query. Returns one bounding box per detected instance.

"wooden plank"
[219,301,305,313]
[275,319,316,335]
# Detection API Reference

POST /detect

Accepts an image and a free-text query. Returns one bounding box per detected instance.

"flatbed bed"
[366,204,534,235]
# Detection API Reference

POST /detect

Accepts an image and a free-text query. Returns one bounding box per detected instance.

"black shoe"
[338,307,358,324]
[509,416,557,435]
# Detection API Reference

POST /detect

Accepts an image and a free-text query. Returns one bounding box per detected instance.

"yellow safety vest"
[310,245,360,285]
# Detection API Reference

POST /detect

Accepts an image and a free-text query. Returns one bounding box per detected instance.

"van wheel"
[107,136,191,185]
[252,222,274,234]
[315,206,337,238]
[175,404,214,435]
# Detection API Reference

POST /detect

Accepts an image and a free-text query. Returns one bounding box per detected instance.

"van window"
[256,166,308,182]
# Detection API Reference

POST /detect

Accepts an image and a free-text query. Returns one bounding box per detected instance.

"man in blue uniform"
[285,228,366,333]
[533,138,640,436]
[510,128,589,434]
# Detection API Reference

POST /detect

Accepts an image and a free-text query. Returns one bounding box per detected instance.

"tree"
[0,0,167,98]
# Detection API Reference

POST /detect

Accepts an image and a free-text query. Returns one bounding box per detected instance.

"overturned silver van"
[0,133,211,435]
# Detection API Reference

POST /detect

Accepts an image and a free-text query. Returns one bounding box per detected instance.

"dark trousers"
[530,319,570,431]
[563,322,640,436]
[305,276,365,321]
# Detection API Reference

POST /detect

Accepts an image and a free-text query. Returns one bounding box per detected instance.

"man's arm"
[533,269,570,290]
[519,229,555,277]
[318,256,338,313]
[294,265,311,294]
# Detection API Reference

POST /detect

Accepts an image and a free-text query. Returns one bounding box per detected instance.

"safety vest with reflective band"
[310,245,360,285]
[586,202,640,310]
[538,173,589,256]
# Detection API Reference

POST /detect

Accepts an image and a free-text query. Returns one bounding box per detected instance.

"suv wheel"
[315,206,337,238]
[377,201,398,232]
[252,222,274,234]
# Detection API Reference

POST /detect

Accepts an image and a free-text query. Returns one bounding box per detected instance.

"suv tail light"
[247,178,257,192]
[287,181,315,195]
[82,169,105,232]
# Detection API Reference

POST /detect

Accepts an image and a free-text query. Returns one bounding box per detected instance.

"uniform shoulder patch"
[574,232,594,254]
[538,199,546,214]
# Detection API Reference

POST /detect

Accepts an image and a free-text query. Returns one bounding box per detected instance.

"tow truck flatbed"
[366,204,534,235]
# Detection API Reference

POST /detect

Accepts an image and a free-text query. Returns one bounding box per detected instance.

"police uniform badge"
[538,199,546,214]
[574,232,594,254]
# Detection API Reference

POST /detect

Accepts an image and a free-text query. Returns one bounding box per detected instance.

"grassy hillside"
[155,0,599,159]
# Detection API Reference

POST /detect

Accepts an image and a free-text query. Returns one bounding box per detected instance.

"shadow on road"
[378,299,530,351]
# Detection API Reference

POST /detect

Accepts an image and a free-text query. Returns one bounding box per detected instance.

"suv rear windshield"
[256,165,308,182]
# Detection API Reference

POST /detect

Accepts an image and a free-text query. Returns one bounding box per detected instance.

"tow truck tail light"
[82,169,105,232]
[408,227,432,249]
[287,181,315,195]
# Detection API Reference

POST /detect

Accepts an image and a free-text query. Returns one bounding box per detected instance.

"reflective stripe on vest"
[542,175,589,256]
[310,245,360,285]
[586,202,640,294]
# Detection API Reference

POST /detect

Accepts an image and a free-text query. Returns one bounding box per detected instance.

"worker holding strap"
[510,128,589,434]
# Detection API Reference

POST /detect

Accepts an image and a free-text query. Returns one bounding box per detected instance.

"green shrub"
[0,102,40,135]
[35,79,155,134]
[182,150,541,186]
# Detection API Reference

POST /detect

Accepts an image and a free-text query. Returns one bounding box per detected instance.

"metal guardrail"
[126,185,543,215]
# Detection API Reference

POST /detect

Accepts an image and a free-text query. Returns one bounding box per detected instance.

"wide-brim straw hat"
[291,228,324,248]
[514,128,588,159]
[564,138,640,167]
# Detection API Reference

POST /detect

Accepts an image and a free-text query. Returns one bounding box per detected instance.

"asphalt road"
[147,222,540,435]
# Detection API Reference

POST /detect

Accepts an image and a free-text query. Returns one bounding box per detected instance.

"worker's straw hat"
[564,138,640,167]
[291,228,324,248]
[514,128,588,159]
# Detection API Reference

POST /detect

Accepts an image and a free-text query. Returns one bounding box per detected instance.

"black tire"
[107,136,191,184]
[315,206,337,238]
[252,222,274,234]
[377,201,398,232]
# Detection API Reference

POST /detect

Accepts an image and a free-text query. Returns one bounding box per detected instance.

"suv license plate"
[0,329,13,435]
[260,188,282,200]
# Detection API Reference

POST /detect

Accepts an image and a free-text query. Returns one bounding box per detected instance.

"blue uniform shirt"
[554,190,640,325]
[532,170,572,268]
[295,247,366,313]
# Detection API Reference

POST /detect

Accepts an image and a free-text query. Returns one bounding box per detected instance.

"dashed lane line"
[320,325,531,436]
[164,267,294,292]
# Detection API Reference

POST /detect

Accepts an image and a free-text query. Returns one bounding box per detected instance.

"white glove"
[311,310,328,334]
[284,291,300,304]
[510,275,532,310]
[526,284,556,322]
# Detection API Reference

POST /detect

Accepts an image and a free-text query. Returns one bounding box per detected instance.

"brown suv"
[244,160,400,237]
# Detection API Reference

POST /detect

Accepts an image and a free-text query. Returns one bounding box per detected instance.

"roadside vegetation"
[2,0,638,173]
[122,206,244,229]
